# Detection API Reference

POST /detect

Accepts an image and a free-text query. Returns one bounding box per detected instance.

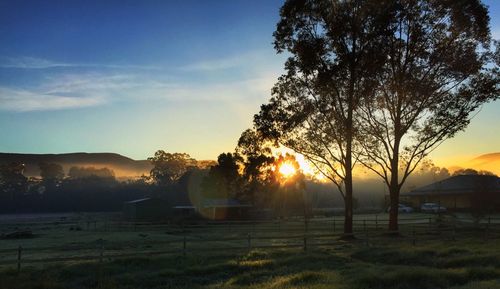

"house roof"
[403,175,500,196]
[125,198,152,204]
[173,206,196,209]
[202,198,252,208]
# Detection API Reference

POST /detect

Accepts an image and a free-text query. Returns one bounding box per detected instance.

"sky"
[0,0,499,166]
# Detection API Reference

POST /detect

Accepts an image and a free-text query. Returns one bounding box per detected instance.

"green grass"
[1,238,499,289]
[1,213,499,289]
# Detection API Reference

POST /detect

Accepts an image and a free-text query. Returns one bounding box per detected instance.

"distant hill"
[468,153,500,175]
[0,152,152,178]
[446,152,500,176]
[0,152,216,179]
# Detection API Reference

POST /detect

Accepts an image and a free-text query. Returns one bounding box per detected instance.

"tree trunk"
[344,176,354,235]
[388,184,400,233]
[388,139,400,233]
[344,142,354,235]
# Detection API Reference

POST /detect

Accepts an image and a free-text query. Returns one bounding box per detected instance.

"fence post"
[183,235,187,257]
[485,217,491,240]
[375,215,378,230]
[452,220,456,241]
[363,219,366,233]
[247,233,251,251]
[333,216,336,232]
[303,235,307,251]
[428,217,432,231]
[412,225,416,246]
[17,245,22,274]
[98,240,104,285]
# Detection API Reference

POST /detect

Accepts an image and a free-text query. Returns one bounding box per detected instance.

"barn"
[200,198,252,220]
[402,175,500,211]
[122,198,172,221]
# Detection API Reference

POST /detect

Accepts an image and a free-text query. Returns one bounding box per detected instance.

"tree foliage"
[452,168,497,177]
[148,150,197,186]
[201,153,242,199]
[0,162,27,198]
[68,166,115,179]
[254,0,392,234]
[39,162,64,183]
[236,129,278,205]
[356,0,498,231]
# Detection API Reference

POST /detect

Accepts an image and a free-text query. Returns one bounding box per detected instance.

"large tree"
[356,0,499,231]
[0,162,27,199]
[201,152,242,199]
[254,0,391,234]
[236,129,277,206]
[39,162,64,191]
[148,150,197,186]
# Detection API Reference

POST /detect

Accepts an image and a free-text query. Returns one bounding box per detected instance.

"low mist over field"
[0,152,215,179]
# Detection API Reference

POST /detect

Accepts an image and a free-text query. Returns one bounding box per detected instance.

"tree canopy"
[355,0,498,231]
[255,0,393,234]
[148,150,197,186]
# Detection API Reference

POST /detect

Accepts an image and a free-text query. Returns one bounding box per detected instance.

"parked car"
[420,203,446,213]
[387,204,414,213]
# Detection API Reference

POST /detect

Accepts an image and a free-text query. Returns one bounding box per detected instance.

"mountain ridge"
[0,152,152,178]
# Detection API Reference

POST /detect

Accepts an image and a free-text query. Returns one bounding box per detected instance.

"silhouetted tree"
[201,153,242,199]
[39,162,64,191]
[356,0,499,232]
[68,166,115,179]
[403,161,450,192]
[236,129,277,206]
[0,162,27,199]
[148,150,197,186]
[452,168,497,177]
[255,0,392,235]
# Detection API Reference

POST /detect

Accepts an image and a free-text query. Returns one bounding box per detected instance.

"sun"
[278,162,297,178]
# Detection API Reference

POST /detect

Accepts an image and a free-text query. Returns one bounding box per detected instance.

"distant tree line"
[0,146,327,216]
[0,162,149,213]
[198,130,311,218]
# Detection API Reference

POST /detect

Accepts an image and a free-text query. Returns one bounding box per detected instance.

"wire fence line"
[2,214,498,232]
[1,216,499,273]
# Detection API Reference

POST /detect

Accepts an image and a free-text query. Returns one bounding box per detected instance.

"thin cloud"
[0,51,281,112]
[0,87,104,112]
[0,72,176,111]
[179,50,280,72]
[0,57,72,69]
[180,56,243,72]
[0,56,160,70]
[0,69,278,112]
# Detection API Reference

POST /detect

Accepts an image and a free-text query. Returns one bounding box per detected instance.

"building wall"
[199,207,250,220]
[123,199,173,221]
[406,194,470,210]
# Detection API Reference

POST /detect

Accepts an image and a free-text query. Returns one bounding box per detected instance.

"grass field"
[0,213,499,289]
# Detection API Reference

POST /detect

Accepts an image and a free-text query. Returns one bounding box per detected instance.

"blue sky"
[0,0,499,164]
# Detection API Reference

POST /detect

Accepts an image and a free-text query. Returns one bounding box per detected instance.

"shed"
[201,198,252,220]
[122,198,172,221]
